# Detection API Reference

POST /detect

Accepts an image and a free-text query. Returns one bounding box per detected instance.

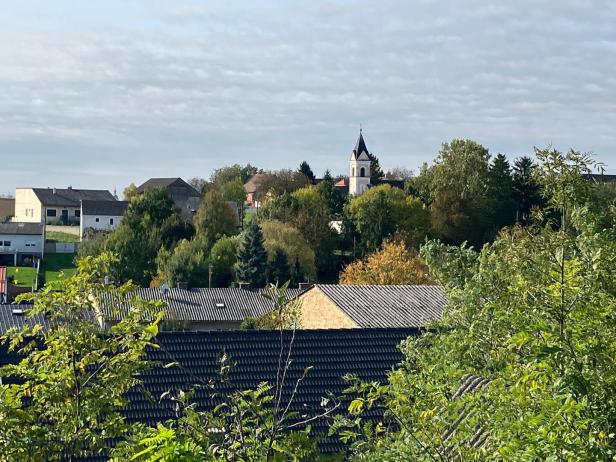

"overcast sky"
[2,0,616,195]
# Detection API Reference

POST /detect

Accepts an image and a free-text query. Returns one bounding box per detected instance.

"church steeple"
[349,129,372,196]
[351,129,370,161]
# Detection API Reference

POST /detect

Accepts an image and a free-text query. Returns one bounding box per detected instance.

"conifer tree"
[291,256,304,287]
[298,161,316,183]
[267,249,291,285]
[235,221,268,287]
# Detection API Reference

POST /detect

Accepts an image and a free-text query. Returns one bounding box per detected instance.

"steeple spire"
[352,128,369,160]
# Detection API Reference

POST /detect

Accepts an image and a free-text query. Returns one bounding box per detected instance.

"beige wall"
[14,189,43,223]
[298,287,358,329]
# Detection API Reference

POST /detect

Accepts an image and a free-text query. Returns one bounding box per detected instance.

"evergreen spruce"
[236,221,268,287]
[513,156,543,223]
[267,249,291,285]
[298,161,316,183]
[488,153,517,230]
[367,153,385,181]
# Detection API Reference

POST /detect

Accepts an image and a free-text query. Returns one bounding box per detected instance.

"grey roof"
[98,287,303,323]
[81,200,128,216]
[314,284,446,328]
[0,222,44,236]
[32,188,116,207]
[136,178,200,197]
[0,304,49,334]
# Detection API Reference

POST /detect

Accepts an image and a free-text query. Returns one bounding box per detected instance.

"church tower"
[349,129,371,196]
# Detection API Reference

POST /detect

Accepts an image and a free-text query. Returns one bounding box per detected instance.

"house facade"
[80,200,128,239]
[14,187,117,225]
[0,222,44,266]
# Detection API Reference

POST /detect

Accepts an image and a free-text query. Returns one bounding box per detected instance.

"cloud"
[1,0,616,192]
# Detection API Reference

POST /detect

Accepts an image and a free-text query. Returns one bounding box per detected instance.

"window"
[351,167,355,177]
[95,218,99,223]
[75,210,81,217]
[2,241,10,246]
[25,242,36,247]
[46,209,57,217]
[360,167,366,177]
[109,218,114,225]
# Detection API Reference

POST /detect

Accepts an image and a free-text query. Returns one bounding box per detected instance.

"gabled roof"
[136,178,200,197]
[243,173,266,193]
[97,287,304,323]
[350,131,371,161]
[31,188,116,207]
[312,284,446,328]
[81,200,129,216]
[0,222,44,236]
[127,328,416,453]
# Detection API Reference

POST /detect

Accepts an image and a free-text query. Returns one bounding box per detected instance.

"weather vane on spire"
[360,123,362,133]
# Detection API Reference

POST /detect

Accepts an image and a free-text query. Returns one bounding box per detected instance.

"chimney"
[238,282,250,290]
[52,188,57,195]
[177,281,188,290]
[298,282,313,292]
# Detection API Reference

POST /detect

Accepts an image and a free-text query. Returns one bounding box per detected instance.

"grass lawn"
[43,253,77,283]
[46,230,80,243]
[6,266,38,287]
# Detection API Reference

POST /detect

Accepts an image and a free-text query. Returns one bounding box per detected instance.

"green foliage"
[261,220,316,281]
[236,221,269,288]
[367,153,384,182]
[345,184,430,254]
[211,163,258,186]
[298,160,316,183]
[268,249,291,285]
[487,153,517,231]
[255,169,312,203]
[156,238,209,287]
[339,150,616,461]
[512,155,543,223]
[194,189,239,251]
[316,170,346,216]
[210,235,239,287]
[106,188,193,286]
[0,253,163,461]
[219,177,246,204]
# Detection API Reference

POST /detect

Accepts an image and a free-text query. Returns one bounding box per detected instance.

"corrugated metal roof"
[0,222,44,236]
[0,304,49,334]
[98,287,303,322]
[315,284,446,328]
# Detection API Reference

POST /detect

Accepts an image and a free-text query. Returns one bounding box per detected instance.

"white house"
[0,222,44,266]
[80,200,128,239]
[14,187,117,225]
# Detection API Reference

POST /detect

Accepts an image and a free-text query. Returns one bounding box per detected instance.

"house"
[136,178,201,221]
[0,222,44,266]
[0,198,14,221]
[293,284,446,329]
[0,304,47,334]
[13,187,116,225]
[243,172,265,208]
[80,200,128,239]
[95,286,304,331]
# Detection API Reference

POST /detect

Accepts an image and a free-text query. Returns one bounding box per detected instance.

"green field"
[46,230,80,243]
[42,253,77,283]
[6,266,38,287]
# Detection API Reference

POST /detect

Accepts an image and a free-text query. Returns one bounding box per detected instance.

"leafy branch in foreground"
[0,252,164,462]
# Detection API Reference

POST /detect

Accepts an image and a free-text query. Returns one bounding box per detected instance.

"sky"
[1,0,616,195]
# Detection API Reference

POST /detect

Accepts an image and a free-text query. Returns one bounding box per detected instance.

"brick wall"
[298,287,358,329]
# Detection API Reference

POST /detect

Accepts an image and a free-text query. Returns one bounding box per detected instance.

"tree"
[210,235,239,287]
[106,188,192,286]
[0,253,163,461]
[385,167,414,180]
[339,240,433,285]
[219,177,246,205]
[487,153,516,232]
[298,161,316,184]
[429,139,492,247]
[316,170,346,216]
[261,220,316,281]
[123,182,138,202]
[235,221,268,288]
[339,149,616,461]
[194,189,239,251]
[211,164,258,186]
[345,184,431,254]
[367,153,384,182]
[254,170,311,204]
[267,249,291,285]
[512,155,543,223]
[156,238,209,288]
